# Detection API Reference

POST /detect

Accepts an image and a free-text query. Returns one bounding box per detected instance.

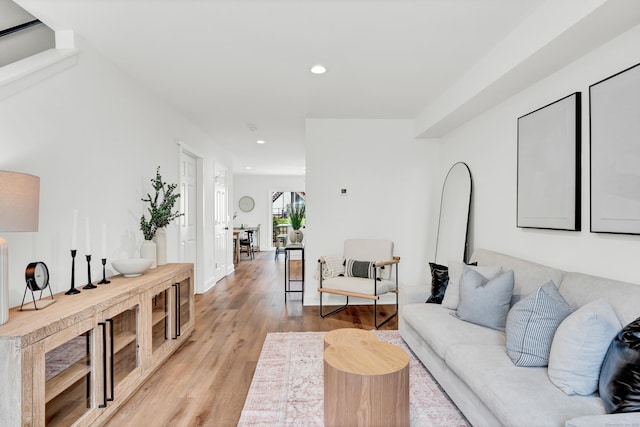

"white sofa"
[399,248,640,427]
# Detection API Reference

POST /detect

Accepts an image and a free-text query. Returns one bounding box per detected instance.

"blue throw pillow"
[454,266,514,331]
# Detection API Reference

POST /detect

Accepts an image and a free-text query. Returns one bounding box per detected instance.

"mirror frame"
[434,162,472,265]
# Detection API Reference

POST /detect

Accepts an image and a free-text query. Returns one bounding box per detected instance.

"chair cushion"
[320,276,396,296]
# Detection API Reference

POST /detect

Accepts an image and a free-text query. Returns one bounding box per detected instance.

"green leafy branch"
[288,204,305,230]
[140,166,183,240]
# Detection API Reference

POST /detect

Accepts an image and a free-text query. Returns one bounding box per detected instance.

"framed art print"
[590,62,640,234]
[517,92,581,231]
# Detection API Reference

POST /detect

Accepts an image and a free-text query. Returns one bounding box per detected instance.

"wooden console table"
[0,263,194,427]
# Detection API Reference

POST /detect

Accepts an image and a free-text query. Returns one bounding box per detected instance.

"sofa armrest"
[399,285,430,309]
[565,413,640,427]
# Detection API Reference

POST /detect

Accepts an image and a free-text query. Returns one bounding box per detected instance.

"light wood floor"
[105,251,398,427]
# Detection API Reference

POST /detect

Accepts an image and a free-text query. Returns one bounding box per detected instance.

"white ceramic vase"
[140,239,157,269]
[289,229,303,244]
[154,228,167,266]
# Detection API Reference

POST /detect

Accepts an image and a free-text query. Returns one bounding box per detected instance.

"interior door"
[214,169,227,281]
[180,152,197,265]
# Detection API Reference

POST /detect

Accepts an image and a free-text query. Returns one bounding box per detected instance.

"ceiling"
[15,0,548,175]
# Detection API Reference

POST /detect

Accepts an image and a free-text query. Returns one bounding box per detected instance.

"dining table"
[233,226,259,263]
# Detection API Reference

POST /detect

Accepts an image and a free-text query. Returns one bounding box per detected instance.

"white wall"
[233,174,305,251]
[0,37,231,307]
[305,119,440,305]
[438,24,640,284]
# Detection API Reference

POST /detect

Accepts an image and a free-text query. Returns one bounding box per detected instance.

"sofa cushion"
[425,262,448,304]
[455,267,514,331]
[548,299,621,396]
[401,303,505,360]
[441,261,501,310]
[559,272,640,326]
[599,316,640,414]
[505,281,573,367]
[321,276,395,296]
[446,343,606,427]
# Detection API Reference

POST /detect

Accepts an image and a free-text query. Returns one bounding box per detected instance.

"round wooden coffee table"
[324,340,409,427]
[323,328,378,349]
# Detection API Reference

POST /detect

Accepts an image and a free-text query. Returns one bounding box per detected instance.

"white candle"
[71,209,78,249]
[85,217,91,254]
[102,224,107,259]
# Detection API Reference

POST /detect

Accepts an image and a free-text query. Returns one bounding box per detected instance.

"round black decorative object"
[25,261,50,291]
[21,261,55,311]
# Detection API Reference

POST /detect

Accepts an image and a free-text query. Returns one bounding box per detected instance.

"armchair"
[317,239,399,328]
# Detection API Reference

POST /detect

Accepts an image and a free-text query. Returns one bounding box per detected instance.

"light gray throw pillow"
[441,261,502,310]
[548,299,621,395]
[505,281,573,367]
[454,266,514,331]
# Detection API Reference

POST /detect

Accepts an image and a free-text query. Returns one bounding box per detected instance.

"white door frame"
[178,142,205,294]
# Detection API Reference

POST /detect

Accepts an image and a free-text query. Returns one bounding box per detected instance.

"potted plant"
[288,204,305,244]
[140,166,183,266]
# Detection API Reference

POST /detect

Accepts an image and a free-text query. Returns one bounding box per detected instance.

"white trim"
[0,48,78,101]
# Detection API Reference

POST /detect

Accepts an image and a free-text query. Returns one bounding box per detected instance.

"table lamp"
[0,171,40,325]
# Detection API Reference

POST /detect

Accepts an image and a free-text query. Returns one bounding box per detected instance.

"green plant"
[140,166,183,240]
[288,204,305,230]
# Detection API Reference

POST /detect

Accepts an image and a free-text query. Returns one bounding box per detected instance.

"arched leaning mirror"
[434,162,472,265]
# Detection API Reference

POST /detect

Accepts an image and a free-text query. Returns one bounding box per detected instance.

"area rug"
[238,330,469,426]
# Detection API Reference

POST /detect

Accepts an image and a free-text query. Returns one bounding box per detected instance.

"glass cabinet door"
[109,305,139,393]
[151,289,169,354]
[175,278,191,337]
[45,330,92,426]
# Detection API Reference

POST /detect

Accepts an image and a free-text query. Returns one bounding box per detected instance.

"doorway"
[179,147,204,293]
[271,191,305,248]
[214,168,228,281]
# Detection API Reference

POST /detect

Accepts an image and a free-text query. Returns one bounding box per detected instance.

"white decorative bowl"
[111,258,153,277]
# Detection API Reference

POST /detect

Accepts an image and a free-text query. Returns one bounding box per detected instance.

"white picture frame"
[517,92,581,231]
[590,62,640,234]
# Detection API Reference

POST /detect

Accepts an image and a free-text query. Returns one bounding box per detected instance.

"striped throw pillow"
[345,259,374,279]
[505,281,573,367]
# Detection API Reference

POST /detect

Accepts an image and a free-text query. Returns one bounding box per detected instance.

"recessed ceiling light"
[245,166,252,170]
[310,64,327,75]
[257,140,266,144]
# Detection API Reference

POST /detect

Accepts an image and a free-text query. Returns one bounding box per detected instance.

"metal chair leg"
[319,292,349,318]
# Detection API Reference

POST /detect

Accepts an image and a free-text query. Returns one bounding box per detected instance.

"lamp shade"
[0,171,40,232]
